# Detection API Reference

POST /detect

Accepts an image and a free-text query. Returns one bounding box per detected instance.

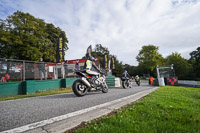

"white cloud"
[0,0,200,65]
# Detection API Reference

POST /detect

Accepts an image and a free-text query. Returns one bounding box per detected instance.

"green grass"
[140,78,149,81]
[74,86,200,133]
[0,87,72,101]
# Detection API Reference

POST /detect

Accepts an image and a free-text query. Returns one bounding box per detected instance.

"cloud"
[0,0,200,65]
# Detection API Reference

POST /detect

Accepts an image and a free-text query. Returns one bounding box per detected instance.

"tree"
[166,52,192,79]
[112,57,124,77]
[0,11,68,62]
[123,64,140,77]
[136,45,166,77]
[88,44,124,77]
[189,47,200,80]
[93,44,110,68]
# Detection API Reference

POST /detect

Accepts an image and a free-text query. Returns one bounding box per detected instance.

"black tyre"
[122,81,125,88]
[72,79,88,97]
[102,82,108,93]
[122,81,129,89]
[136,81,140,86]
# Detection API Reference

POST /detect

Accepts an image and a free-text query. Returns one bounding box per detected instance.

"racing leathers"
[122,70,130,79]
[84,57,100,76]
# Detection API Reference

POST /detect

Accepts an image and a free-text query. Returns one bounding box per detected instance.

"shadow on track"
[39,93,77,99]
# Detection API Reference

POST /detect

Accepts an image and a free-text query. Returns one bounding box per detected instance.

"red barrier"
[166,77,178,86]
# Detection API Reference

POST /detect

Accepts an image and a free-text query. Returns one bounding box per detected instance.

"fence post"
[55,63,58,79]
[23,61,25,81]
[62,64,65,79]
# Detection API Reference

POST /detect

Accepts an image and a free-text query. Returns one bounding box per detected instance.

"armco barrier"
[26,79,63,94]
[106,75,115,87]
[0,78,76,96]
[178,83,200,88]
[0,82,26,96]
[63,78,77,88]
[153,78,159,86]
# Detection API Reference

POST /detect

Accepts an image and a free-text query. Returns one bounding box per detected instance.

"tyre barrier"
[115,77,121,88]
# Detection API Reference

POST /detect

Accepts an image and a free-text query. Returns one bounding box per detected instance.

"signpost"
[156,64,175,86]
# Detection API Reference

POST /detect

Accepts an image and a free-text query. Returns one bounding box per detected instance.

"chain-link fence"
[0,58,74,82]
[0,58,108,82]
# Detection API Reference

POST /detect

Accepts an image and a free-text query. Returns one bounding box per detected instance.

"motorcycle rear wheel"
[72,79,88,97]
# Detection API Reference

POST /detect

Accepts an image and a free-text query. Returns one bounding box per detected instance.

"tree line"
[126,45,200,80]
[0,11,68,62]
[0,11,199,80]
[92,44,199,80]
[91,44,124,77]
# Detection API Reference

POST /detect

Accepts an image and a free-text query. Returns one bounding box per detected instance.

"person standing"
[149,76,154,85]
[38,58,46,80]
[75,61,80,71]
[75,61,80,78]
[64,60,68,78]
[5,73,10,82]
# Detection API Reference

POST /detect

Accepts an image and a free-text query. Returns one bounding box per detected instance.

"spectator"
[38,58,46,80]
[75,61,80,78]
[75,61,80,71]
[5,73,10,82]
[64,60,68,78]
[1,77,6,82]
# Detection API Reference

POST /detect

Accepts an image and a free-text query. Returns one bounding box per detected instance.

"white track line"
[1,87,158,133]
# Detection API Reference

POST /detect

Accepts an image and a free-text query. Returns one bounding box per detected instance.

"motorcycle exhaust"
[81,77,91,88]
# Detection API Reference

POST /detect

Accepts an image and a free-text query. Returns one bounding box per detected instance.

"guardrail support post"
[23,61,25,81]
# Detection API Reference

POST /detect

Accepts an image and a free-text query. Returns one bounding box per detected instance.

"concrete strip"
[0,92,73,103]
[2,87,159,133]
[23,128,47,133]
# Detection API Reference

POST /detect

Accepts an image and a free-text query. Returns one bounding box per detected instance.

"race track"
[0,81,154,132]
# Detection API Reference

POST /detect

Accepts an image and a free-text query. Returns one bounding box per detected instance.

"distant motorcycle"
[135,78,140,86]
[72,69,108,97]
[121,77,133,89]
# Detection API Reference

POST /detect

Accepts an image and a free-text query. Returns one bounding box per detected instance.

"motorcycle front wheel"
[72,79,88,97]
[122,81,129,89]
[102,82,108,93]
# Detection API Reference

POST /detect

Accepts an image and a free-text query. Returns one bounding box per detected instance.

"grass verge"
[0,87,72,102]
[140,78,149,81]
[73,86,200,133]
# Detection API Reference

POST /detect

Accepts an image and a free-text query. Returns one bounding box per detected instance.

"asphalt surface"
[0,81,154,132]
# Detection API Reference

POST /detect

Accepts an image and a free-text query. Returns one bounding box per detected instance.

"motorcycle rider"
[135,75,140,86]
[84,56,100,76]
[135,75,140,80]
[83,55,102,89]
[72,55,108,96]
[122,70,131,79]
[121,70,131,88]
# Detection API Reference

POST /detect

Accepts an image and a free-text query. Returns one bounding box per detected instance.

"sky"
[0,0,200,65]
